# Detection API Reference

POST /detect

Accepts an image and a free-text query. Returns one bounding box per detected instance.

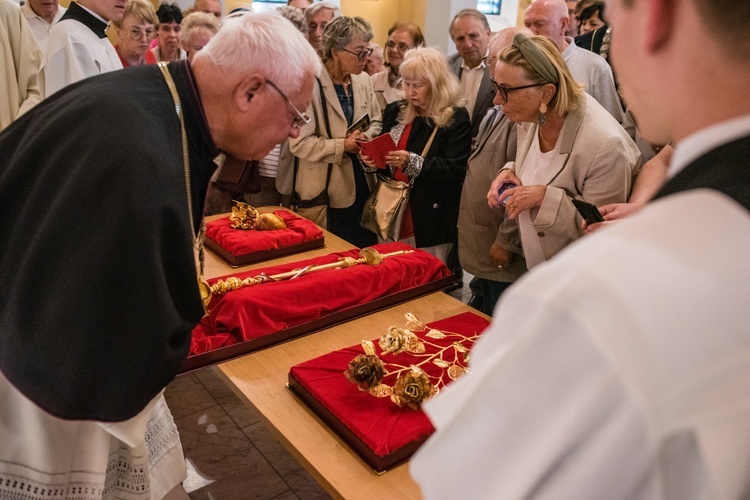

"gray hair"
[304,1,340,22]
[320,16,373,62]
[275,5,307,35]
[449,8,490,36]
[195,11,321,94]
[181,11,220,43]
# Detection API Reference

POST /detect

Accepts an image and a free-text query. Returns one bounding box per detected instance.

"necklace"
[539,123,560,146]
[157,62,211,313]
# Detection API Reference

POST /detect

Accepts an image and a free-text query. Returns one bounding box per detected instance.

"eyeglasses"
[385,41,413,53]
[490,78,547,101]
[266,79,311,128]
[341,47,374,61]
[127,28,156,41]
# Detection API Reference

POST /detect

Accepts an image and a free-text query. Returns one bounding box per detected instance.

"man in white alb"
[411,0,750,497]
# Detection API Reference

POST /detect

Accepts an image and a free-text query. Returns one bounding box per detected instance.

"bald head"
[524,0,569,50]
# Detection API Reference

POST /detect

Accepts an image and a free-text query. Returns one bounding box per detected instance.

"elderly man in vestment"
[0,12,320,498]
[412,0,750,497]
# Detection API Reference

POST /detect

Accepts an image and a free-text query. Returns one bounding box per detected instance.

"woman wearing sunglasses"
[285,16,382,247]
[487,34,639,269]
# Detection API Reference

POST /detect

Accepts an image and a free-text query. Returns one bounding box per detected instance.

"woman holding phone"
[486,34,639,269]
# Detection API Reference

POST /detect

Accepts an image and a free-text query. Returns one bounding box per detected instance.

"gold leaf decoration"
[432,358,450,368]
[369,384,393,398]
[447,364,466,381]
[406,336,426,354]
[404,313,427,332]
[361,340,376,356]
[453,341,469,353]
[426,328,446,339]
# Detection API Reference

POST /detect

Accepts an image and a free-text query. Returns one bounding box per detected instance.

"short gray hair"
[195,11,321,94]
[304,1,340,22]
[275,5,307,35]
[449,8,490,36]
[320,16,373,62]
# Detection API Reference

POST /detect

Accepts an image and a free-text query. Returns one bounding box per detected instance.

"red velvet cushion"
[205,210,323,256]
[289,312,490,459]
[190,242,452,355]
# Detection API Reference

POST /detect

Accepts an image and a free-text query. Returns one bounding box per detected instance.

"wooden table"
[203,209,485,499]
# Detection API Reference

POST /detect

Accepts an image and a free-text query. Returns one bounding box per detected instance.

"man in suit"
[448,8,494,140]
[458,28,528,316]
[411,0,750,496]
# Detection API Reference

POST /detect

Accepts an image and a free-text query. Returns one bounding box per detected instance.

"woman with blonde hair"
[487,33,639,268]
[180,11,219,62]
[361,47,471,263]
[113,0,158,67]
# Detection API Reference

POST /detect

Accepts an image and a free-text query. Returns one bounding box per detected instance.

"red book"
[358,134,397,169]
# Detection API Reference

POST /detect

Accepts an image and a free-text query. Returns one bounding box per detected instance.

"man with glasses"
[40,0,124,96]
[0,12,321,498]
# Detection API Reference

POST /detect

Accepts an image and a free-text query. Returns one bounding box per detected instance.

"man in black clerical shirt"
[0,12,320,498]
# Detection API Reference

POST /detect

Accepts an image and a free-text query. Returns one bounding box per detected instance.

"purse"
[215,154,261,194]
[360,125,438,241]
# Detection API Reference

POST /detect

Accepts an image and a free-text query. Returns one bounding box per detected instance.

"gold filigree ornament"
[343,312,480,410]
[391,367,436,410]
[447,364,466,381]
[425,328,446,339]
[368,384,393,398]
[379,326,416,355]
[404,312,427,332]
[229,201,287,230]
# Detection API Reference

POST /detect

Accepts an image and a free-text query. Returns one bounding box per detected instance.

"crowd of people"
[2,0,748,497]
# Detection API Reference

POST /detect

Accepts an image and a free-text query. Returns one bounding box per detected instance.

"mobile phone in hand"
[572,198,604,224]
[497,182,516,205]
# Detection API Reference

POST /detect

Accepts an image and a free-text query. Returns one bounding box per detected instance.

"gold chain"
[158,62,211,312]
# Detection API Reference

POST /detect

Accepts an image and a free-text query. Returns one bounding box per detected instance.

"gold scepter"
[209,247,414,296]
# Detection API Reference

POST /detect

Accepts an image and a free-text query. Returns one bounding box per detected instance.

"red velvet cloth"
[289,312,490,459]
[205,210,323,257]
[190,242,451,355]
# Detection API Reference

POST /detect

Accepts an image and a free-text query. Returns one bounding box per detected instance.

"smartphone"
[497,182,516,205]
[572,198,604,224]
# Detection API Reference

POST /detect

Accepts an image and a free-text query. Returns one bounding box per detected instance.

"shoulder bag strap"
[421,126,439,157]
[317,77,334,190]
[292,78,333,200]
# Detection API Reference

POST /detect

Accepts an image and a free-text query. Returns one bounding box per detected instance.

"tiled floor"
[165,272,474,500]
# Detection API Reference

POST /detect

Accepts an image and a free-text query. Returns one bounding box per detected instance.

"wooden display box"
[180,243,454,373]
[204,209,325,267]
[287,312,491,472]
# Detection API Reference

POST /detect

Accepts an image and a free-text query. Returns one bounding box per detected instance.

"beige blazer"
[458,107,526,282]
[370,70,402,114]
[281,69,382,209]
[497,93,641,262]
[0,1,43,131]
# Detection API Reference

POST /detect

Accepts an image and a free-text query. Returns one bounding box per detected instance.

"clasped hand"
[487,170,545,219]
